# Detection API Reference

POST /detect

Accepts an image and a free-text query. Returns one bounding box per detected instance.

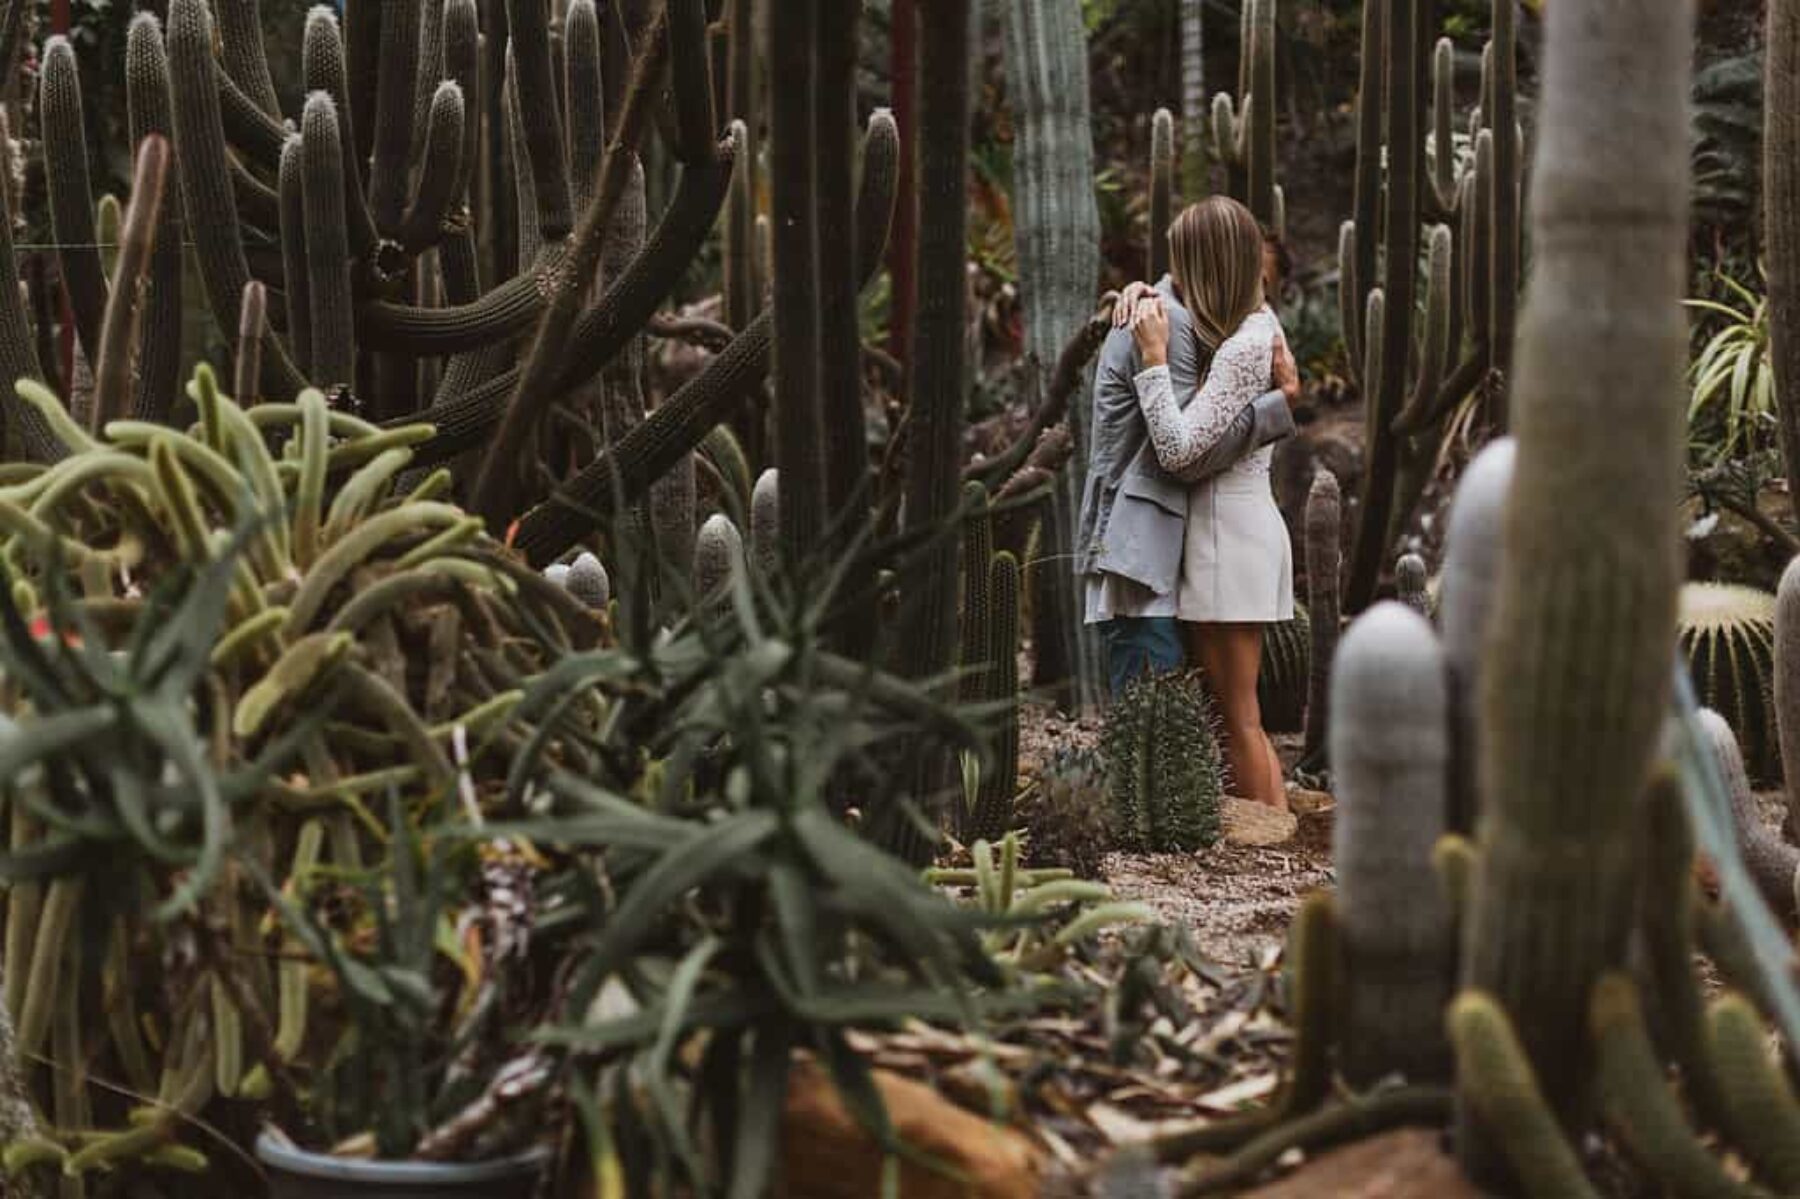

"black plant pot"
[255,1132,551,1199]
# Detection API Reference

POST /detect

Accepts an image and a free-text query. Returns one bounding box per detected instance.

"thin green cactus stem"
[0,120,51,460]
[1301,468,1341,769]
[1394,224,1453,432]
[397,81,466,252]
[723,0,760,337]
[1244,0,1276,227]
[1150,107,1174,281]
[957,482,994,708]
[1348,0,1383,380]
[367,0,423,234]
[303,6,380,258]
[409,0,447,165]
[1488,0,1519,402]
[501,0,574,240]
[236,280,267,405]
[40,36,107,373]
[1438,438,1513,834]
[302,92,356,393]
[92,135,169,432]
[125,13,185,424]
[565,0,605,212]
[1768,0,1800,531]
[215,0,280,116]
[971,551,1022,843]
[279,138,313,378]
[443,0,480,204]
[1431,36,1456,213]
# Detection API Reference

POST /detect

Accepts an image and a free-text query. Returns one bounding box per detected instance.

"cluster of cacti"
[1101,670,1225,852]
[1678,581,1781,784]
[1210,0,1281,233]
[1341,0,1524,615]
[1003,0,1105,711]
[1016,745,1113,879]
[953,483,1026,843]
[1257,606,1310,734]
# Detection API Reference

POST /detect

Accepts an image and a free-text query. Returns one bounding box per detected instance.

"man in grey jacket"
[1077,275,1299,696]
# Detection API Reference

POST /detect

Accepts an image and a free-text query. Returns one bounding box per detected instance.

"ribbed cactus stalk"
[1003,0,1104,709]
[1458,0,1694,1181]
[0,112,49,461]
[40,37,107,374]
[1179,0,1207,197]
[1680,583,1780,786]
[1256,607,1309,734]
[1343,0,1524,615]
[1768,0,1800,530]
[1395,553,1430,616]
[970,552,1022,843]
[1331,602,1452,1086]
[957,482,995,708]
[1209,0,1278,230]
[302,92,356,393]
[124,13,185,424]
[723,0,761,339]
[565,551,611,610]
[1149,107,1174,282]
[1701,709,1799,918]
[750,468,780,578]
[1102,671,1225,853]
[1301,469,1341,770]
[1438,438,1514,835]
[1707,992,1800,1193]
[693,513,745,601]
[1774,556,1800,838]
[91,136,169,431]
[883,0,974,865]
[278,137,313,378]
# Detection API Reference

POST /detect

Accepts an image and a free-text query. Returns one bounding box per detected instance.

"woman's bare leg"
[1189,623,1285,808]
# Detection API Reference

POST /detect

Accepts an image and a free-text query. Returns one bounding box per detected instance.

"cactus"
[1775,556,1800,837]
[1343,0,1525,615]
[1438,438,1514,834]
[1210,0,1278,230]
[1698,709,1798,918]
[1102,671,1226,853]
[1706,992,1800,1193]
[957,482,995,708]
[693,513,746,601]
[1458,0,1694,1181]
[1330,602,1452,1087]
[124,13,185,425]
[1395,553,1430,617]
[1257,606,1310,734]
[1179,0,1207,197]
[969,551,1023,843]
[1300,470,1341,771]
[1149,107,1174,282]
[1680,582,1780,786]
[302,92,357,393]
[91,136,169,431]
[1018,746,1112,879]
[750,468,780,579]
[40,37,107,374]
[1769,0,1800,529]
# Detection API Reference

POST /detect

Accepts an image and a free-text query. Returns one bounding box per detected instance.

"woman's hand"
[1130,295,1170,367]
[1113,280,1158,328]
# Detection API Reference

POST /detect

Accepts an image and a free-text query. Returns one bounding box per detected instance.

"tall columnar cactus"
[1179,0,1207,198]
[1679,582,1781,786]
[1300,469,1341,770]
[883,0,974,865]
[693,513,746,601]
[969,551,1022,843]
[957,482,995,708]
[1003,0,1105,710]
[1342,0,1524,615]
[1149,107,1174,282]
[1437,437,1514,835]
[1768,0,1800,530]
[1210,0,1279,231]
[1330,602,1452,1086]
[1458,0,1694,1183]
[1776,556,1800,838]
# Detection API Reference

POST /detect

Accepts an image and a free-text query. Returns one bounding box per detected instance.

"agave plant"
[1686,267,1775,464]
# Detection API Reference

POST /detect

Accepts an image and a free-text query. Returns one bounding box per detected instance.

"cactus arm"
[1775,558,1800,839]
[302,92,356,393]
[1429,36,1457,216]
[500,0,574,240]
[1331,602,1453,1086]
[236,281,267,405]
[215,67,290,170]
[366,0,423,235]
[1449,991,1599,1199]
[1392,225,1453,434]
[970,552,1021,842]
[722,0,759,338]
[278,138,313,378]
[1589,973,1763,1199]
[215,0,281,117]
[443,0,480,206]
[40,37,108,375]
[167,0,308,400]
[1459,0,1694,1179]
[125,14,187,424]
[1699,709,1799,917]
[469,1,679,528]
[957,481,994,708]
[408,0,446,166]
[396,82,465,252]
[565,0,605,212]
[230,152,283,232]
[1149,107,1173,281]
[510,108,898,567]
[302,7,381,260]
[1336,221,1359,381]
[92,136,169,432]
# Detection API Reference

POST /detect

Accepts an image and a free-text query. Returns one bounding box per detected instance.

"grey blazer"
[1076,278,1293,598]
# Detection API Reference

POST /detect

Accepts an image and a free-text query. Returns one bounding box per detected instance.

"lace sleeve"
[1134,312,1275,477]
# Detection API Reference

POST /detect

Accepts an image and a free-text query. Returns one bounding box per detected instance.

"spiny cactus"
[969,552,1023,843]
[750,468,780,579]
[1257,606,1310,735]
[1438,438,1514,834]
[1149,107,1174,281]
[1706,992,1800,1192]
[1395,552,1431,617]
[1018,746,1112,880]
[565,551,611,611]
[1458,0,1694,1180]
[1680,582,1780,785]
[1768,0,1800,530]
[1343,0,1525,615]
[1210,0,1279,231]
[1102,671,1226,853]
[1330,602,1452,1087]
[1699,709,1798,918]
[1301,469,1341,770]
[1775,556,1800,837]
[694,513,746,601]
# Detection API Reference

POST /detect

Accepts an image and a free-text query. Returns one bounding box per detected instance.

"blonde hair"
[1167,197,1266,351]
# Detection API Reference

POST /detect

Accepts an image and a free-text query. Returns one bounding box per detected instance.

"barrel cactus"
[1102,671,1226,853]
[1018,746,1112,879]
[1678,581,1779,785]
[1258,606,1311,734]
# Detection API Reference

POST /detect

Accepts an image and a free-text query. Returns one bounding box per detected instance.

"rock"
[1222,798,1300,847]
[1287,787,1335,816]
[778,1057,1043,1199]
[1240,1128,1477,1198]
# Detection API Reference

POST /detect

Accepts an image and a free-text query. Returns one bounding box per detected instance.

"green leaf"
[644,935,721,1185]
[726,1022,793,1199]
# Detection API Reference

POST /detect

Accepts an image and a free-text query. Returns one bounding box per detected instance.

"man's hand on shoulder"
[1113,280,1159,329]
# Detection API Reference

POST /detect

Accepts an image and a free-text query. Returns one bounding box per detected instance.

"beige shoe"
[1221,797,1299,847]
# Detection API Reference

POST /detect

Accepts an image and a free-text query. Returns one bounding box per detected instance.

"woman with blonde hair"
[1125,195,1296,810]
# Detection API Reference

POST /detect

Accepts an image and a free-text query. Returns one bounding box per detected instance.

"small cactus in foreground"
[564,552,610,610]
[1679,581,1779,785]
[1257,606,1310,734]
[1102,670,1225,853]
[1018,746,1112,880]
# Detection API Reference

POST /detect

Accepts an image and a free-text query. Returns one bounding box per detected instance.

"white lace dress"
[1133,305,1295,623]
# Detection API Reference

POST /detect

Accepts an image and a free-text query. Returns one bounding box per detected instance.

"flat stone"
[1222,798,1300,847]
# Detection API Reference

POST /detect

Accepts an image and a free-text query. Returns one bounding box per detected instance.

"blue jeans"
[1098,617,1184,697]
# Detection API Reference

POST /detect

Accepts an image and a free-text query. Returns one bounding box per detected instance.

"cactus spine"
[1330,602,1452,1086]
[1301,469,1341,770]
[1458,0,1694,1181]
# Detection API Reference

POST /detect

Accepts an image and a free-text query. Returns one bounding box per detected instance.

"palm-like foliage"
[1686,268,1774,464]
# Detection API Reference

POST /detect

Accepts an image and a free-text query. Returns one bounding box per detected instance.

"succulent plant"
[1395,552,1432,617]
[1102,671,1225,853]
[1019,746,1112,880]
[1258,605,1311,734]
[1679,581,1780,785]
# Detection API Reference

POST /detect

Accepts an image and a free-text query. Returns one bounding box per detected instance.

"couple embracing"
[1078,196,1302,814]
